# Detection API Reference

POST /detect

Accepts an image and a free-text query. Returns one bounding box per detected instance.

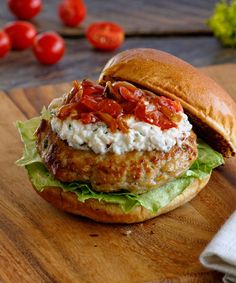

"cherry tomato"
[86,22,124,51]
[58,0,86,27]
[8,0,42,20]
[0,31,11,58]
[33,32,65,65]
[4,21,36,50]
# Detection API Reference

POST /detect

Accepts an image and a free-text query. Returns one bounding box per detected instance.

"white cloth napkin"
[200,211,236,283]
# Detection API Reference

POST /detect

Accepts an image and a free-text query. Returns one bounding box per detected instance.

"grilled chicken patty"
[36,119,198,194]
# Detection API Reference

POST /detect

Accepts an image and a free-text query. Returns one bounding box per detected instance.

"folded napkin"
[200,211,236,283]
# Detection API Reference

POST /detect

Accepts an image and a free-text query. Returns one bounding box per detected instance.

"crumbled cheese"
[51,113,192,154]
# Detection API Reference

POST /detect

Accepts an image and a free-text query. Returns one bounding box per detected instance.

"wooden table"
[1,0,236,90]
[2,63,236,283]
[1,1,236,282]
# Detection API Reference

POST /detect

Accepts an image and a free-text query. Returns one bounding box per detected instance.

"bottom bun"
[33,175,210,223]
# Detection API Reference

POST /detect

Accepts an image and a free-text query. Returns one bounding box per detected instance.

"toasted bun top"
[99,48,236,157]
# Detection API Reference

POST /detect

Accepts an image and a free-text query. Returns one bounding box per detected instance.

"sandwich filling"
[51,114,191,154]
[15,80,225,213]
[16,115,224,213]
[49,80,192,154]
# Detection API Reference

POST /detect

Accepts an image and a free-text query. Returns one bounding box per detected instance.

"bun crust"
[33,175,210,224]
[99,48,236,157]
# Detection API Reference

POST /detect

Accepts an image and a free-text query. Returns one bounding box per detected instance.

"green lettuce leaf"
[15,117,42,166]
[15,116,224,213]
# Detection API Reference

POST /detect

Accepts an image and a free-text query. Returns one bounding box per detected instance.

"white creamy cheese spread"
[50,113,192,154]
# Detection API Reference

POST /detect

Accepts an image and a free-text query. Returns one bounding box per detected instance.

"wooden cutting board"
[1,64,236,283]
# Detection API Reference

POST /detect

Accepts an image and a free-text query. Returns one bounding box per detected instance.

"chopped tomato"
[57,102,80,120]
[96,112,117,132]
[70,89,83,103]
[119,86,139,102]
[79,95,103,112]
[98,99,123,118]
[120,101,137,114]
[86,22,124,51]
[81,80,104,96]
[117,118,129,133]
[156,96,183,113]
[135,100,177,130]
[57,80,182,132]
[81,113,97,124]
[134,102,146,121]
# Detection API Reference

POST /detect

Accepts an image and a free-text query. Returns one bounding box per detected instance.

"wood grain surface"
[0,0,218,36]
[1,64,236,283]
[1,0,236,91]
[1,36,236,91]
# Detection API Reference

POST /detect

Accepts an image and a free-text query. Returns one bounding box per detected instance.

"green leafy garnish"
[208,0,236,47]
[15,116,224,213]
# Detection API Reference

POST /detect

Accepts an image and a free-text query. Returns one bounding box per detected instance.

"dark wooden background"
[1,0,236,90]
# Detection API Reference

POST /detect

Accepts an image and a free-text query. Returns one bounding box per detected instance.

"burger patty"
[36,119,198,194]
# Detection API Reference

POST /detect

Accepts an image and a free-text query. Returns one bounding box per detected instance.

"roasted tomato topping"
[98,99,123,118]
[81,113,98,124]
[57,80,183,132]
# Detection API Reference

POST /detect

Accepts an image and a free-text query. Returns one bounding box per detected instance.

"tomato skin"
[33,32,65,65]
[79,95,103,112]
[8,0,42,20]
[98,99,123,118]
[0,31,11,58]
[81,113,98,124]
[57,81,182,132]
[135,100,177,130]
[119,86,141,102]
[86,22,124,51]
[81,80,104,96]
[4,21,36,50]
[59,0,86,27]
[157,96,183,113]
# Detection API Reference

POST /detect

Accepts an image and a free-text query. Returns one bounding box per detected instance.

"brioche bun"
[33,174,210,224]
[99,48,236,157]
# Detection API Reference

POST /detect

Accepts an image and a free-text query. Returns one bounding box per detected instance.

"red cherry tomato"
[58,0,86,27]
[4,21,36,50]
[0,31,11,58]
[8,0,42,20]
[86,22,124,51]
[33,32,65,65]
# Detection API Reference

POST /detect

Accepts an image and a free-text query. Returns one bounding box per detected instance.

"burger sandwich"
[16,48,236,223]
